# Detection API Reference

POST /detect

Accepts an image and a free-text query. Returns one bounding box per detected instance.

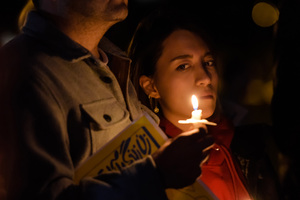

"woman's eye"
[204,60,215,67]
[176,64,191,71]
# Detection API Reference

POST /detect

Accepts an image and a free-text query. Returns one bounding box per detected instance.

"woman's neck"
[162,112,193,132]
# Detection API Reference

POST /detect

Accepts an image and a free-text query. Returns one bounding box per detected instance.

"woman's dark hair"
[32,0,40,8]
[128,7,217,112]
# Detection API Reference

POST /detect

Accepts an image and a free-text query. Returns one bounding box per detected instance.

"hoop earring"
[148,95,159,113]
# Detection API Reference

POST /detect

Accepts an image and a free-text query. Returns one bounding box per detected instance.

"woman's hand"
[152,128,214,189]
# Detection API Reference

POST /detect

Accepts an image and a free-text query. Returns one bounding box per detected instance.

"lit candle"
[178,95,217,126]
[191,95,202,120]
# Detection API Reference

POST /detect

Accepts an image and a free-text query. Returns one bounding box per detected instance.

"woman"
[129,8,280,200]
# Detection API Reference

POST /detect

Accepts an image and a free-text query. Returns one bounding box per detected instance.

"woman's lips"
[198,91,214,99]
[200,94,214,100]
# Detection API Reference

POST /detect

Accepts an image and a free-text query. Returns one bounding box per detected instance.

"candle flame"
[191,95,198,110]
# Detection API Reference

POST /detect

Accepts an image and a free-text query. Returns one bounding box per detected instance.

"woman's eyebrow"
[170,54,193,63]
[204,52,214,58]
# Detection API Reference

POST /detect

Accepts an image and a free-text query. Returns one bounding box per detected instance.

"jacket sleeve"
[77,157,167,200]
[5,71,167,200]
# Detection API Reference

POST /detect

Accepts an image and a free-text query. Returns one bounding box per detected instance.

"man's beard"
[103,2,128,22]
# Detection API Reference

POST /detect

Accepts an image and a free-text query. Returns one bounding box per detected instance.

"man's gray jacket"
[0,11,166,200]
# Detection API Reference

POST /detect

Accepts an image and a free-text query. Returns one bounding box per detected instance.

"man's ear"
[139,75,160,98]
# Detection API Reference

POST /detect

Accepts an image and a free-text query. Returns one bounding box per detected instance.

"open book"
[74,113,218,200]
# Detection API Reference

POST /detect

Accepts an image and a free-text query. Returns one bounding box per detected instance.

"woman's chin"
[201,109,215,119]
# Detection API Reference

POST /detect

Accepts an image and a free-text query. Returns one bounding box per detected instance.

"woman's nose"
[195,64,211,86]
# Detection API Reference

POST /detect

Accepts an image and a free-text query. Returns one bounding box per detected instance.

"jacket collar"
[22,10,131,64]
[22,10,131,91]
[159,116,183,138]
[22,11,91,62]
[207,117,234,149]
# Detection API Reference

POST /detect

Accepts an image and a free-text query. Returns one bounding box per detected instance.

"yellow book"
[74,113,168,183]
[74,113,218,200]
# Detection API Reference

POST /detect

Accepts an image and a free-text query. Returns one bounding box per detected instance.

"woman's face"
[153,29,218,121]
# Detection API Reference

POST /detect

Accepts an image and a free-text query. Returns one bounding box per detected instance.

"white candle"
[192,109,202,120]
[191,95,202,120]
[178,95,216,126]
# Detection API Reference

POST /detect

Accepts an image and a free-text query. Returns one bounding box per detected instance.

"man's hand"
[152,128,214,189]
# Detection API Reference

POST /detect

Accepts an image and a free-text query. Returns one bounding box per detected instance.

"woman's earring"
[153,99,159,113]
[148,95,159,113]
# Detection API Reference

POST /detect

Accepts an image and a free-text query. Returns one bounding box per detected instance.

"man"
[0,0,214,199]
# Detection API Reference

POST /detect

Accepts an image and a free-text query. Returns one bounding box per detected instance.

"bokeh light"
[252,2,279,27]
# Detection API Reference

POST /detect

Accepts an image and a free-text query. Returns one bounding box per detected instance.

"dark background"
[2,1,300,197]
[0,0,285,125]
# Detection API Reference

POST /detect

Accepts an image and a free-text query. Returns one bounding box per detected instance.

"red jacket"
[160,116,252,200]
